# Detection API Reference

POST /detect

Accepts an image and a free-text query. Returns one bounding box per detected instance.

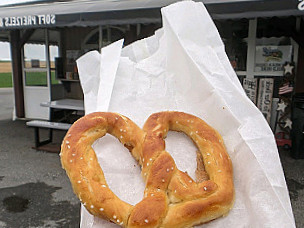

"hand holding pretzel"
[60,111,234,228]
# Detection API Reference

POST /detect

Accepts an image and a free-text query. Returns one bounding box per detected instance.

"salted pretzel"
[60,111,234,228]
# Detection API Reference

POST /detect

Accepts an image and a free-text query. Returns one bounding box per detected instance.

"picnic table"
[26,99,84,152]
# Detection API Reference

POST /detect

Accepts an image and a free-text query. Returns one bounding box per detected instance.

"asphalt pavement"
[0,88,14,120]
[0,88,303,228]
[0,88,80,227]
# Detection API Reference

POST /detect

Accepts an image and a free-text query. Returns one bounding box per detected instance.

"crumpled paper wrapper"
[76,1,295,227]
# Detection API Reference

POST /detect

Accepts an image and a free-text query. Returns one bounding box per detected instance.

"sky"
[0,0,45,60]
[0,0,41,6]
[0,41,58,61]
[0,42,11,60]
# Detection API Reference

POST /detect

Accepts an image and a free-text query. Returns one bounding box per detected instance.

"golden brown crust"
[60,111,234,228]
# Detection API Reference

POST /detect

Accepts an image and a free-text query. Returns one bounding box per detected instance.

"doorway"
[22,29,57,120]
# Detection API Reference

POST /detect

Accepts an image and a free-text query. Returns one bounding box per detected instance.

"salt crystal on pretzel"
[61,111,234,228]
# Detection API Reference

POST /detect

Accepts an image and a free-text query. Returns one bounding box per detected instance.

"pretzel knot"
[61,111,234,228]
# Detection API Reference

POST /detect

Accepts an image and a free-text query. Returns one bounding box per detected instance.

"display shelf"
[236,71,284,77]
[254,71,284,77]
[236,71,247,76]
[60,79,80,82]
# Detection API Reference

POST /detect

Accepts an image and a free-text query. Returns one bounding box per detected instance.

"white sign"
[243,78,257,104]
[298,0,304,10]
[255,45,292,73]
[0,14,55,28]
[257,78,274,123]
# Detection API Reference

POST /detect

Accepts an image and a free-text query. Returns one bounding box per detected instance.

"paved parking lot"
[0,88,80,227]
[0,88,14,120]
[0,88,303,227]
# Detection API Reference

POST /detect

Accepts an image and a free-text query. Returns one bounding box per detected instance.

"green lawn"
[0,72,59,88]
[0,73,13,88]
[25,72,48,86]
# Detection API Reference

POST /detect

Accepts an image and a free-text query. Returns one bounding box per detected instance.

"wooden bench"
[26,120,72,152]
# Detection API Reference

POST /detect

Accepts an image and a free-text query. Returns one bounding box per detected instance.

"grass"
[25,72,48,86]
[0,71,59,88]
[0,73,12,88]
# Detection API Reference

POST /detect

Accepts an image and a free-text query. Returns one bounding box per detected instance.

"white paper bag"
[76,1,295,227]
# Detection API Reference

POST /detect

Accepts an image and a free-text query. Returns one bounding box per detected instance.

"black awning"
[0,0,303,31]
[0,0,177,31]
[207,0,304,19]
[55,8,162,28]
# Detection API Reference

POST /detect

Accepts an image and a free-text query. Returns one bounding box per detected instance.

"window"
[215,19,249,71]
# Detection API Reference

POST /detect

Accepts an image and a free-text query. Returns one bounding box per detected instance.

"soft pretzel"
[140,112,234,227]
[60,111,234,228]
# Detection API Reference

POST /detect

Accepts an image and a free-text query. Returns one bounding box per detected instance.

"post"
[9,30,25,118]
[295,18,304,93]
[246,18,257,79]
[99,25,103,51]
